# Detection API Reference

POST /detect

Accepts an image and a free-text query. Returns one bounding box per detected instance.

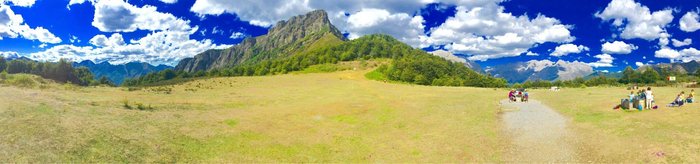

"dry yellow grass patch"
[0,68,506,162]
[532,87,700,163]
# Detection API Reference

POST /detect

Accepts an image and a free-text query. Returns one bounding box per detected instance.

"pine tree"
[619,66,635,84]
[0,57,6,72]
[641,67,660,84]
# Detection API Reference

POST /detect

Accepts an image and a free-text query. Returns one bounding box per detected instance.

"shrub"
[0,71,7,81]
[135,103,153,111]
[8,75,37,88]
[122,99,132,109]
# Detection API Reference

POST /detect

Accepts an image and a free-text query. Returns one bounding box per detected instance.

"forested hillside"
[0,57,112,86]
[124,34,506,87]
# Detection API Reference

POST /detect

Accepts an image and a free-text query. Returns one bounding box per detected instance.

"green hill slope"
[126,10,506,88]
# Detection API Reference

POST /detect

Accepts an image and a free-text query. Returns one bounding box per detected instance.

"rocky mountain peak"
[175,10,346,73]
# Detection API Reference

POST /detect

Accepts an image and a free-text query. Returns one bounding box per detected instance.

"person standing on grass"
[645,87,654,110]
[629,91,635,110]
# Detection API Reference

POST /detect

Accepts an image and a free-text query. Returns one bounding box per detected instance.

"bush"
[0,71,7,80]
[122,99,132,109]
[135,103,153,111]
[8,75,37,88]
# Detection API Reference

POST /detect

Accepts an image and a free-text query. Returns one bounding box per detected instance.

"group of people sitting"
[619,87,695,110]
[508,89,529,102]
[623,87,657,110]
[669,89,695,107]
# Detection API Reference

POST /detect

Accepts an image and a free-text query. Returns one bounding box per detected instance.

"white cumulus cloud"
[601,41,637,54]
[30,29,231,66]
[89,33,126,47]
[654,48,681,61]
[588,54,615,67]
[3,0,35,7]
[550,44,588,57]
[595,0,673,40]
[680,11,700,32]
[342,8,428,47]
[229,32,247,39]
[159,0,177,4]
[671,38,692,47]
[525,51,539,56]
[655,47,700,63]
[428,4,574,61]
[0,50,18,58]
[90,0,192,32]
[0,4,62,43]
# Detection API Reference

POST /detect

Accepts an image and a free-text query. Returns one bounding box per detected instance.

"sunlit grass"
[0,65,505,162]
[533,87,700,162]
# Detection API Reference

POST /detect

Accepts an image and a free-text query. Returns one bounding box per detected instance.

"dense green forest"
[0,57,113,86]
[124,34,507,88]
[514,66,700,88]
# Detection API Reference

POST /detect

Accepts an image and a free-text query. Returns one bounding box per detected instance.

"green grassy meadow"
[533,87,700,162]
[0,67,506,162]
[2,66,699,162]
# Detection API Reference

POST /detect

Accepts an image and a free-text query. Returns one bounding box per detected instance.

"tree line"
[0,57,113,86]
[513,66,700,88]
[124,34,507,88]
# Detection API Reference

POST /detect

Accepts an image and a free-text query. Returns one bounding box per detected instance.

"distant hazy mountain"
[176,10,345,72]
[638,60,700,74]
[73,61,172,85]
[429,50,482,72]
[486,60,594,83]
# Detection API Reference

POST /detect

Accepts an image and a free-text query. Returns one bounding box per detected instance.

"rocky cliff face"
[175,10,345,72]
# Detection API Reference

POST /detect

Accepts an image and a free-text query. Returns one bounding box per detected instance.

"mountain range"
[73,61,172,85]
[485,60,594,83]
[638,60,700,75]
[428,50,482,72]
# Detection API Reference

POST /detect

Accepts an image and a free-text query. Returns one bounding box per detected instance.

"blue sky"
[1,0,699,72]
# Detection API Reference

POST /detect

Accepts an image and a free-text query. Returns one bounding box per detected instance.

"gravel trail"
[500,99,580,162]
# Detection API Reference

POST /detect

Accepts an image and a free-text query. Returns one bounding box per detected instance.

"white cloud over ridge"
[0,4,62,43]
[595,0,673,40]
[342,8,428,47]
[30,0,232,65]
[30,29,231,66]
[654,47,700,63]
[550,44,588,57]
[0,50,18,58]
[601,41,637,54]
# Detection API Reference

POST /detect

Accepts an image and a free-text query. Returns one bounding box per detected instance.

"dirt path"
[500,99,580,162]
